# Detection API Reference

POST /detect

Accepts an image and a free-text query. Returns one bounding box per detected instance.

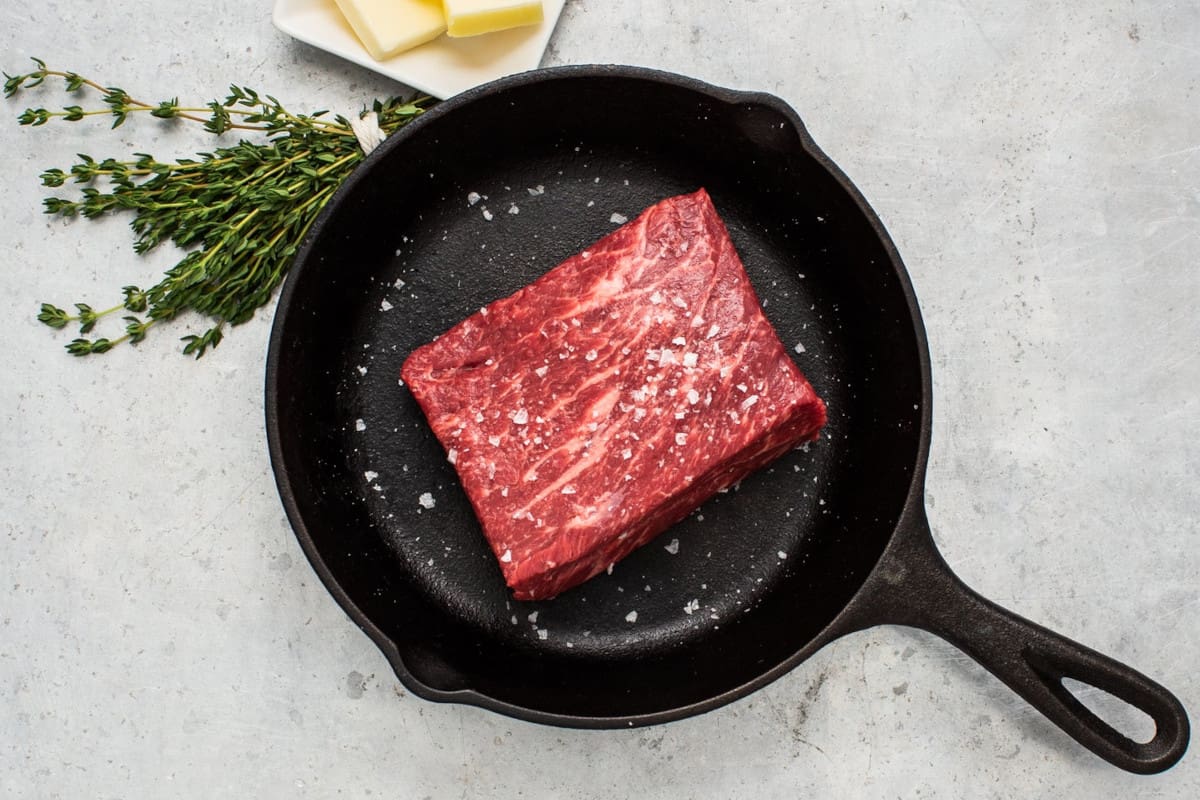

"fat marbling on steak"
[401,189,826,601]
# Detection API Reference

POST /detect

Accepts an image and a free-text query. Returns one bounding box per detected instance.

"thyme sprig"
[6,58,435,357]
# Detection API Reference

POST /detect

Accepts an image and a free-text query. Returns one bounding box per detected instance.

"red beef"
[402,189,826,601]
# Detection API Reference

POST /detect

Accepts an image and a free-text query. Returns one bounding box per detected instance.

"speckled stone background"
[1,1,1197,797]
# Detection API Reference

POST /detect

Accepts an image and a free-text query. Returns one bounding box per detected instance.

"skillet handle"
[838,506,1189,774]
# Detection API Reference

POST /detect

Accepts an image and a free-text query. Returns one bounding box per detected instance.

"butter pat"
[443,0,544,37]
[334,0,447,60]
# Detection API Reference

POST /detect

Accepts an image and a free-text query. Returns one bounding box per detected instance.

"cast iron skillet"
[265,65,1189,773]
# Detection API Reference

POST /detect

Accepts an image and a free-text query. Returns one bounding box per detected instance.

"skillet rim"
[264,63,934,727]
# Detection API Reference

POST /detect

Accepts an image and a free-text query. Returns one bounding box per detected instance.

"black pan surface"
[266,66,1187,773]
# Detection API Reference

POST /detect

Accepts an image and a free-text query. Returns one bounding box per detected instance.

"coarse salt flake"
[684,599,700,615]
[682,352,698,368]
[561,486,577,495]
[488,435,502,447]
[610,212,628,224]
[624,610,638,623]
[501,549,513,563]
[482,208,494,221]
[671,296,688,309]
[364,470,379,482]
[671,336,687,346]
[686,389,700,405]
[535,365,549,377]
[649,291,664,305]
[355,418,366,432]
[794,341,806,354]
[447,448,458,464]
[380,299,393,311]
[778,551,788,560]
[418,492,435,509]
[508,204,520,215]
[621,448,632,460]
[511,408,529,425]
[675,432,688,446]
[741,395,759,410]
[467,191,481,205]
[664,538,680,555]
[584,350,598,361]
[537,629,548,640]
[528,611,539,623]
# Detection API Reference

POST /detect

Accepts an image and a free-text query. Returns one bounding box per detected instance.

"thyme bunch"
[6,58,435,357]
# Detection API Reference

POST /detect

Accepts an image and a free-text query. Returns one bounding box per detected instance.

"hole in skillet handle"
[836,504,1190,774]
[1059,677,1157,745]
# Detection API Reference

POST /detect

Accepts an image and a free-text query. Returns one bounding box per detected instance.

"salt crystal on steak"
[401,189,826,601]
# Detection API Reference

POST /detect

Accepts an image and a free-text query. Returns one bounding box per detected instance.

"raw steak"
[401,189,826,601]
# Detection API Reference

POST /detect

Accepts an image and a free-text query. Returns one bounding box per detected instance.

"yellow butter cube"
[333,0,447,61]
[443,0,544,38]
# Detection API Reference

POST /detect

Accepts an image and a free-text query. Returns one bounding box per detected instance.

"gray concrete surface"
[1,1,1197,797]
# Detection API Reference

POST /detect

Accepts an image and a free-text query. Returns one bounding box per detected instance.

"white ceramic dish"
[272,0,567,98]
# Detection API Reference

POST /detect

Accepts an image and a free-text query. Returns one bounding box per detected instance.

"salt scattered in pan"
[778,551,788,560]
[447,448,458,465]
[610,212,628,224]
[683,599,700,615]
[528,611,539,623]
[467,191,481,205]
[482,208,494,221]
[625,610,638,623]
[357,365,368,376]
[508,204,520,215]
[537,629,548,640]
[364,470,378,482]
[501,549,512,562]
[355,419,366,432]
[527,185,545,196]
[380,298,393,311]
[794,341,806,354]
[664,538,680,555]
[418,492,435,509]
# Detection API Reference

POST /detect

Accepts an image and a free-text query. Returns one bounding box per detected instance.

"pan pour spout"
[834,504,1190,774]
